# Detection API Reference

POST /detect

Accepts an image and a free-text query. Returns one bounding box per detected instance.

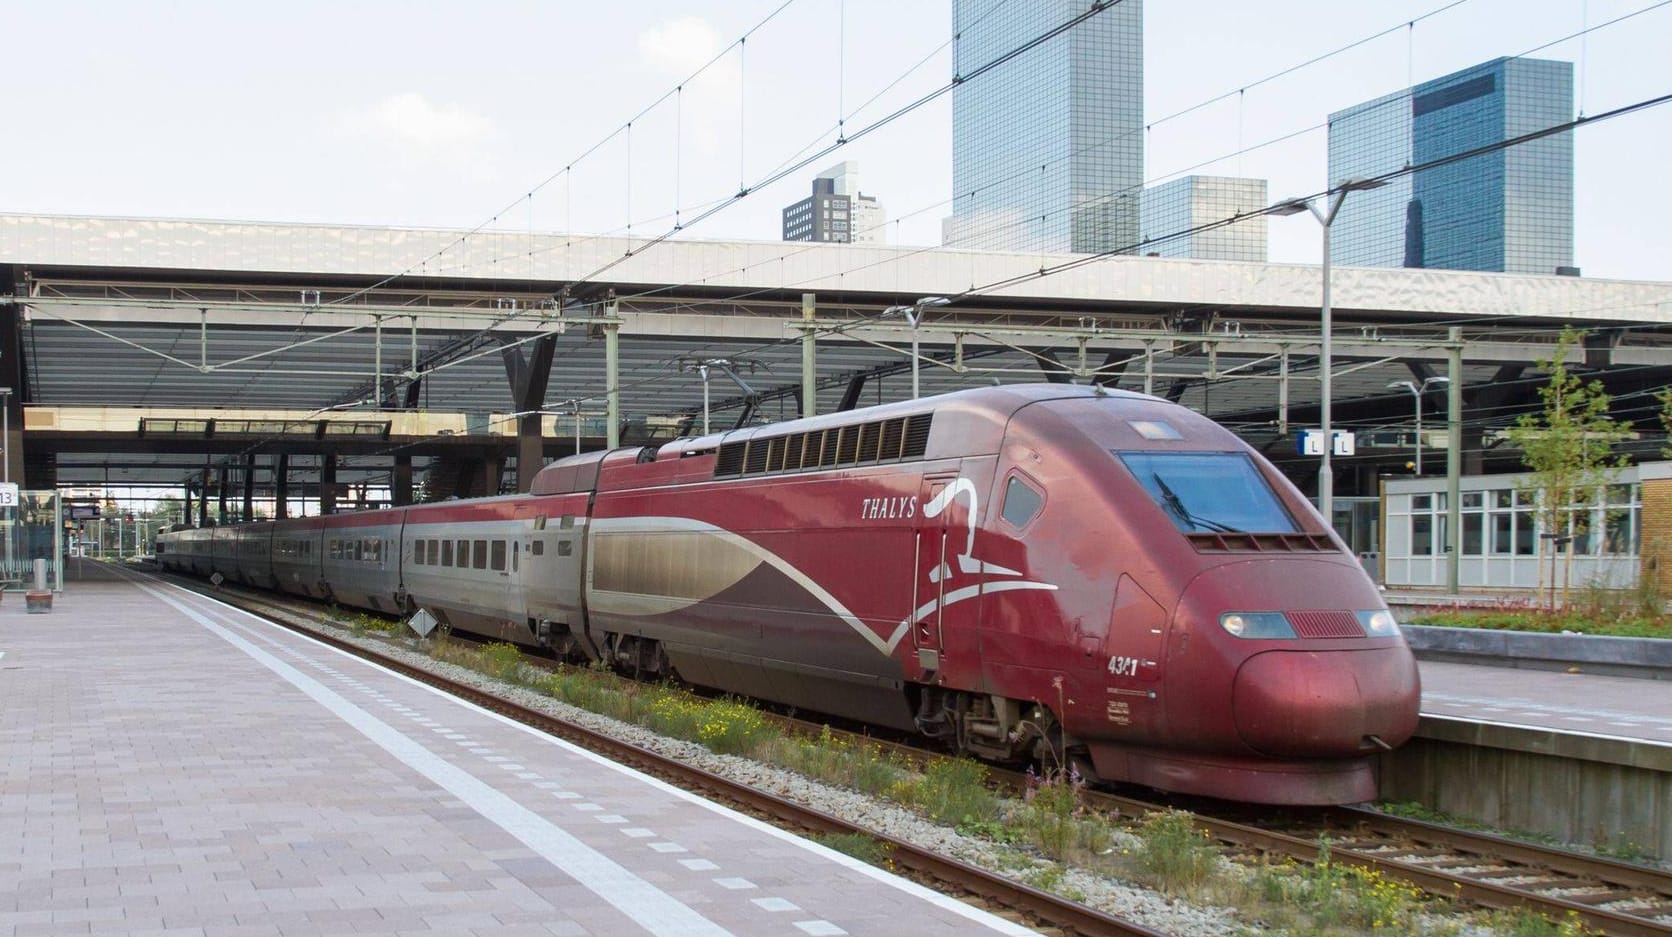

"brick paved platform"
[0,563,1037,937]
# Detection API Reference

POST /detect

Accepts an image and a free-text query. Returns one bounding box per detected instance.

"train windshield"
[1117,452,1299,534]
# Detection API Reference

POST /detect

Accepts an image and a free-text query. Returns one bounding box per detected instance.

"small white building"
[1380,465,1655,591]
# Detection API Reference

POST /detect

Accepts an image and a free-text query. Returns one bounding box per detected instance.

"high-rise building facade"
[1329,57,1573,274]
[782,161,888,244]
[944,0,1143,254]
[1140,175,1268,261]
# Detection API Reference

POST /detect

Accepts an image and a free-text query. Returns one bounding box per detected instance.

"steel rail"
[1332,805,1672,896]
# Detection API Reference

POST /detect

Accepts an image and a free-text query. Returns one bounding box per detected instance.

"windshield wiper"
[1151,473,1241,533]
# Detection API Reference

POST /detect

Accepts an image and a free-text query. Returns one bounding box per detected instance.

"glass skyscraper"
[944,0,1143,255]
[1329,57,1573,274]
[1140,175,1268,262]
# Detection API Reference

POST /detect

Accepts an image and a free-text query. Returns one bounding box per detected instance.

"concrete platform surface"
[1418,658,1672,744]
[0,566,1038,937]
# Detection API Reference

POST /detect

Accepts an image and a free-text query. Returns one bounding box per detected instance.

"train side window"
[490,540,506,571]
[457,539,470,567]
[473,540,488,570]
[557,541,573,557]
[560,515,575,530]
[511,541,518,572]
[442,540,454,566]
[531,540,544,556]
[1001,476,1044,529]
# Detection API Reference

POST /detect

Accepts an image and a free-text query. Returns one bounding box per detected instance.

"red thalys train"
[157,385,1419,804]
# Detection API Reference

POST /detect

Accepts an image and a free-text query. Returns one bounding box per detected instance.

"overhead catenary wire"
[436,0,1660,305]
[319,0,806,310]
[45,2,1672,438]
[555,87,1672,420]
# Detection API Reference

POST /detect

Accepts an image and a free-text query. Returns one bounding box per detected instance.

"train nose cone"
[1233,648,1420,757]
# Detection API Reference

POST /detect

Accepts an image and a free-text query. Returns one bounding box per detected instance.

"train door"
[912,473,963,672]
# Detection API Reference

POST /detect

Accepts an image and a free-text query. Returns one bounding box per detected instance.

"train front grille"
[1285,610,1365,638]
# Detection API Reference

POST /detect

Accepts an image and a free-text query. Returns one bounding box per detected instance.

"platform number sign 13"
[0,483,18,509]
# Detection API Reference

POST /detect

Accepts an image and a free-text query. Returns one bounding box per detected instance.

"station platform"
[1417,659,1672,744]
[0,564,1037,937]
[1390,657,1672,861]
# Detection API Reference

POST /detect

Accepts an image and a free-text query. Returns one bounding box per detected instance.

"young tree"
[1505,328,1632,607]
[1660,387,1672,459]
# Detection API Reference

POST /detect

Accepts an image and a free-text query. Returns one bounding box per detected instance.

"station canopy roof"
[4,213,1672,490]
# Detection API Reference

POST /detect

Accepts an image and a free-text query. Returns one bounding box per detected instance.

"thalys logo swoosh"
[588,513,1056,656]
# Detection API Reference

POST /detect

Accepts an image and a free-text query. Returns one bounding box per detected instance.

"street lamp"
[0,386,11,485]
[882,296,952,398]
[1387,376,1450,476]
[1270,178,1387,528]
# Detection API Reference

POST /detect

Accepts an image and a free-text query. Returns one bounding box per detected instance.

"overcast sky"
[6,0,1670,281]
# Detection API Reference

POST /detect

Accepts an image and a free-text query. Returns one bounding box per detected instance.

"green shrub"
[902,757,999,825]
[771,727,906,796]
[1133,809,1217,894]
[482,642,524,682]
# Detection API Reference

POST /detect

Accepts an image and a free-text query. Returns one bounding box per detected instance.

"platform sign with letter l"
[1297,430,1356,457]
[0,483,18,508]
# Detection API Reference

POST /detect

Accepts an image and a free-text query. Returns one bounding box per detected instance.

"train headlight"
[1356,609,1400,636]
[1219,612,1295,639]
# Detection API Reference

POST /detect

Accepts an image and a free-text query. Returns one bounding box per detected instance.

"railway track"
[1143,797,1672,937]
[169,570,1672,937]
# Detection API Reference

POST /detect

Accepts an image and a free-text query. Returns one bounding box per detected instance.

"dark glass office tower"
[1329,57,1574,274]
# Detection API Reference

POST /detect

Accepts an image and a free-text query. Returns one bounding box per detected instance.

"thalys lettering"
[157,385,1419,805]
[859,495,916,519]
